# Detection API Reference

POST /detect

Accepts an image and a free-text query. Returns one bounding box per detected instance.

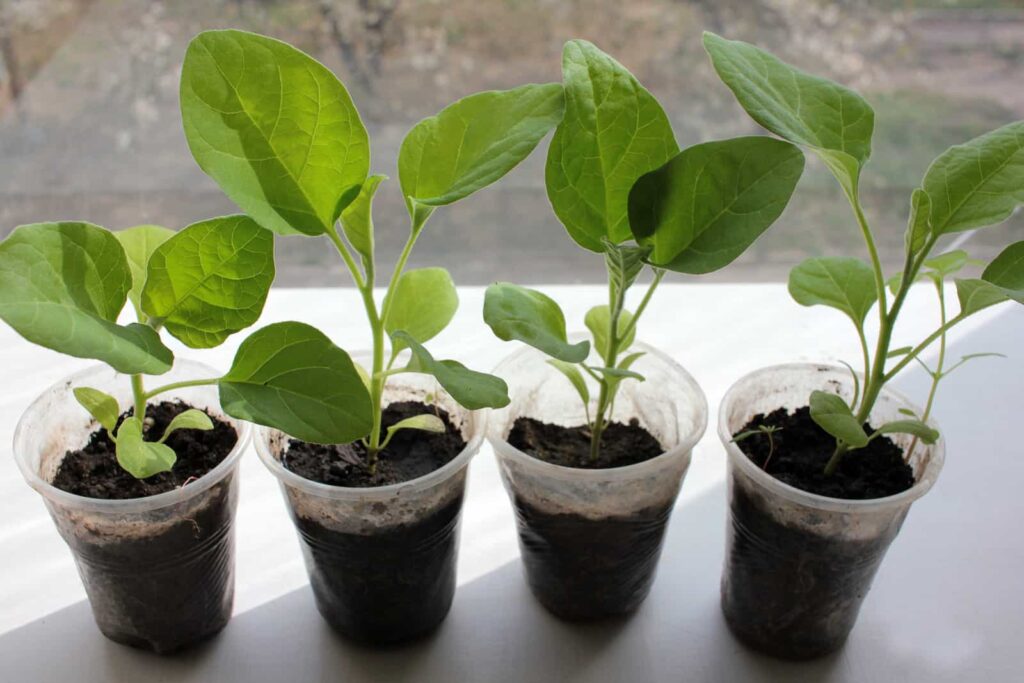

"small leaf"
[220,322,373,444]
[898,407,919,418]
[789,257,878,327]
[875,420,939,445]
[887,346,913,358]
[159,409,214,443]
[73,387,120,433]
[546,359,590,408]
[396,332,510,410]
[588,365,645,382]
[383,414,446,448]
[384,268,459,351]
[181,30,369,236]
[340,174,386,263]
[809,390,869,448]
[603,240,649,304]
[483,282,590,363]
[923,250,971,278]
[116,224,174,320]
[115,417,177,479]
[922,121,1024,236]
[400,83,564,217]
[955,278,1009,317]
[142,215,275,348]
[628,136,804,273]
[546,39,678,250]
[905,189,932,255]
[584,306,635,359]
[982,240,1024,304]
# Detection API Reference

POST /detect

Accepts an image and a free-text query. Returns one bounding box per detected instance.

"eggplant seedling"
[484,39,805,460]
[732,425,783,471]
[704,32,1024,474]
[178,30,563,470]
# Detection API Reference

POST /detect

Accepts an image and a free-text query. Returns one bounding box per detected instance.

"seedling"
[732,426,783,471]
[178,30,563,470]
[0,217,356,478]
[484,39,805,460]
[704,32,1024,474]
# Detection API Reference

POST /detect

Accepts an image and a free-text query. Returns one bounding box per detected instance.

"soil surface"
[52,401,238,499]
[283,401,466,486]
[508,417,663,469]
[734,406,915,500]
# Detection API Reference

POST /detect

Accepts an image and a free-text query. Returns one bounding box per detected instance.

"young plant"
[704,32,1024,473]
[483,39,806,460]
[0,216,366,478]
[732,425,783,471]
[177,30,564,469]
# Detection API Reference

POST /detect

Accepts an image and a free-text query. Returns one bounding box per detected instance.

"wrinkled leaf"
[483,282,590,363]
[603,239,649,306]
[115,417,177,479]
[384,267,459,351]
[875,420,939,445]
[982,240,1024,304]
[220,322,373,444]
[789,257,878,327]
[809,390,869,448]
[181,30,369,236]
[0,222,172,374]
[546,359,590,408]
[116,224,175,320]
[73,387,120,433]
[546,40,678,250]
[629,136,804,272]
[396,331,510,410]
[905,189,932,255]
[159,408,214,443]
[584,306,635,360]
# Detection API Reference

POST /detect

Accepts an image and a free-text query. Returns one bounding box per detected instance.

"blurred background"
[1,0,1021,285]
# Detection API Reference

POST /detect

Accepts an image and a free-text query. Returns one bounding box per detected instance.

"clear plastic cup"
[253,355,484,644]
[13,360,250,654]
[488,341,708,620]
[718,363,945,659]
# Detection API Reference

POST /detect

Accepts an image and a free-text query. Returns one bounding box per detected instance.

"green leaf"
[0,222,173,374]
[955,278,1009,317]
[702,32,874,199]
[789,257,878,327]
[396,331,510,410]
[875,420,939,445]
[629,137,804,273]
[340,174,386,263]
[220,322,373,444]
[483,282,590,363]
[898,407,919,418]
[809,390,869,448]
[180,30,369,236]
[73,387,120,433]
[142,215,275,349]
[584,306,635,359]
[905,189,932,255]
[546,359,590,408]
[399,83,564,220]
[116,224,175,320]
[982,240,1024,304]
[922,121,1024,236]
[546,39,678,250]
[922,249,973,285]
[115,417,177,479]
[383,414,446,448]
[587,365,645,382]
[384,267,459,351]
[159,409,214,443]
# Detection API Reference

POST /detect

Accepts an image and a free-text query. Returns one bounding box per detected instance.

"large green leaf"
[546,40,678,251]
[384,267,459,351]
[789,257,878,327]
[584,305,635,359]
[809,390,869,448]
[483,282,590,363]
[340,174,386,263]
[181,30,369,236]
[220,322,372,444]
[629,136,804,273]
[116,224,175,320]
[702,32,873,199]
[399,83,564,219]
[922,121,1024,236]
[395,331,510,410]
[142,215,275,349]
[982,241,1024,304]
[0,222,172,374]
[115,417,177,479]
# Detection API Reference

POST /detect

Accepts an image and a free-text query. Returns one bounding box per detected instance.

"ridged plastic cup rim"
[718,362,946,513]
[13,359,252,514]
[487,340,709,482]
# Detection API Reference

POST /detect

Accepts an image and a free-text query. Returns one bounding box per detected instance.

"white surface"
[0,284,1020,681]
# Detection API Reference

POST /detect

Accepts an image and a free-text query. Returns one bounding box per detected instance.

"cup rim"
[486,340,709,482]
[718,361,946,513]
[13,359,251,514]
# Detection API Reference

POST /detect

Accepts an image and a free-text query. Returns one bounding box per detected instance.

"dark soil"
[52,401,238,499]
[282,401,468,644]
[734,406,915,500]
[283,401,466,486]
[508,417,663,469]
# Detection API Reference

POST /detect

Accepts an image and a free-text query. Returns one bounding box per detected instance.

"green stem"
[325,228,366,289]
[143,377,219,401]
[906,283,948,462]
[618,269,665,343]
[849,193,888,331]
[130,374,147,424]
[882,312,966,385]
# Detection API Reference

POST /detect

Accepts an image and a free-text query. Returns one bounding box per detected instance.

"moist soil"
[724,406,916,659]
[50,401,240,654]
[283,401,467,644]
[508,416,671,620]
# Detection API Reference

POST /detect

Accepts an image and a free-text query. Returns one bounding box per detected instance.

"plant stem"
[618,268,665,343]
[143,377,219,401]
[906,282,948,462]
[848,193,888,331]
[882,312,966,384]
[130,374,147,424]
